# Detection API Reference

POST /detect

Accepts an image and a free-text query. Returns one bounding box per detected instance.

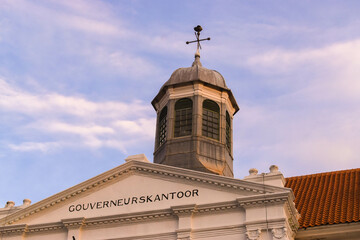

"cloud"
[46,122,115,136]
[0,78,155,153]
[234,98,360,177]
[1,0,121,36]
[245,39,360,74]
[58,14,119,36]
[113,118,155,138]
[8,142,60,152]
[87,48,161,79]
[0,79,151,117]
[0,79,94,116]
[232,38,360,108]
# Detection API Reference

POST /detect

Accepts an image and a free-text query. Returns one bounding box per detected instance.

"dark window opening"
[226,111,231,150]
[174,98,193,137]
[158,106,167,146]
[202,100,220,140]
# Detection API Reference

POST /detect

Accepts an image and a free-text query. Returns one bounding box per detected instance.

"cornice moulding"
[26,222,64,234]
[0,224,27,235]
[84,208,174,227]
[196,200,239,214]
[62,217,85,229]
[237,192,289,208]
[171,204,197,216]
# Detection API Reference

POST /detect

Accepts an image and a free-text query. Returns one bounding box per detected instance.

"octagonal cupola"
[152,38,239,177]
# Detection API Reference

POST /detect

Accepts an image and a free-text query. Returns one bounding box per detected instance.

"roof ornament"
[186,25,210,60]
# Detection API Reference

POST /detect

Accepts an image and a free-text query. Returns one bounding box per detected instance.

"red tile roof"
[285,168,360,228]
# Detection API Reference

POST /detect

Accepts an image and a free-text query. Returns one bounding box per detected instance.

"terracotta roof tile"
[285,168,360,228]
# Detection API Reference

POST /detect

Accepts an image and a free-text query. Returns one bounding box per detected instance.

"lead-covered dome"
[162,54,228,90]
[152,53,239,114]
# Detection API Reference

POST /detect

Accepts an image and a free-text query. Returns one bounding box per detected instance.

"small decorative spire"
[192,49,202,67]
[249,168,259,176]
[23,199,31,206]
[186,25,210,65]
[195,48,200,58]
[5,201,15,208]
[269,165,279,173]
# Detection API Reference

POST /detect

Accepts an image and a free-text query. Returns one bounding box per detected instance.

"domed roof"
[162,54,229,90]
[152,53,239,114]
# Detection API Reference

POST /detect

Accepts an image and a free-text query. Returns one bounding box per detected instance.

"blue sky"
[1,0,360,206]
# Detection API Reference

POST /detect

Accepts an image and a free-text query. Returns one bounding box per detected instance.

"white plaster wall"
[25,231,67,240]
[192,233,246,240]
[245,204,286,223]
[1,235,22,240]
[81,218,177,240]
[192,210,245,229]
[1,231,67,240]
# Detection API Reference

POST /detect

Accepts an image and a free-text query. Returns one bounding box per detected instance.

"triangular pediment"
[1,160,289,226]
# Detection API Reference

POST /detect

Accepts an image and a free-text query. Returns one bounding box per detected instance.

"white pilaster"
[172,204,196,240]
[62,217,85,240]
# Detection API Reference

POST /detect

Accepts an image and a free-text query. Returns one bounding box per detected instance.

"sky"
[1,0,360,206]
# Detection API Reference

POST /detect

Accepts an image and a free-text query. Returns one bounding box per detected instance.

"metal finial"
[186,25,210,53]
[194,25,202,33]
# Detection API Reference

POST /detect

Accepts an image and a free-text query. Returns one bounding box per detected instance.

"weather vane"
[186,25,210,52]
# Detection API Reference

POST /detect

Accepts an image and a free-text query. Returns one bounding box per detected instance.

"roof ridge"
[286,168,360,179]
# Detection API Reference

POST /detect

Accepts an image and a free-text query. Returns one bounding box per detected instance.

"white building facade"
[0,156,299,240]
